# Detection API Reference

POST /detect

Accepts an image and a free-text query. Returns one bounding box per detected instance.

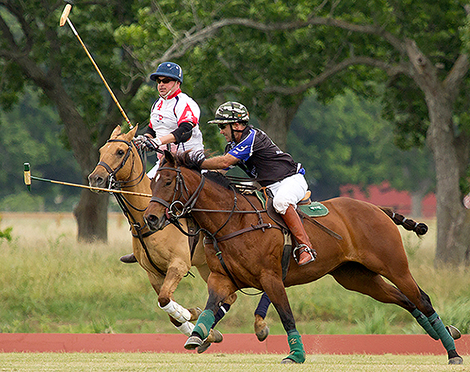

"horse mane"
[174,151,235,190]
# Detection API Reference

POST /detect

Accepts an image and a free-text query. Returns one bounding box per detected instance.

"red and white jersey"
[149,89,204,153]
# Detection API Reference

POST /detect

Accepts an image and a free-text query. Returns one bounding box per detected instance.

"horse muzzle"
[88,172,109,193]
[144,210,168,231]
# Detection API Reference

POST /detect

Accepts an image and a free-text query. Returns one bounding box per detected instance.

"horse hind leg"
[411,288,463,364]
[332,263,463,364]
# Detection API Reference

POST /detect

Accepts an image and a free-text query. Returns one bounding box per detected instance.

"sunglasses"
[217,123,229,130]
[156,77,175,84]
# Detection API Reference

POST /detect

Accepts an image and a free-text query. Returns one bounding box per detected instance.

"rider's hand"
[134,135,162,151]
[133,135,148,149]
[143,137,162,152]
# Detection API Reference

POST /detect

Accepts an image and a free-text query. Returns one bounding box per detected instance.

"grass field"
[0,353,467,372]
[1,212,470,336]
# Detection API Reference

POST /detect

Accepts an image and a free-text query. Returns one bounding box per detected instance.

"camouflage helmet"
[208,101,249,125]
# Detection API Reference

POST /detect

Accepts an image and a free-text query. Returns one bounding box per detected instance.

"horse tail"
[380,207,428,236]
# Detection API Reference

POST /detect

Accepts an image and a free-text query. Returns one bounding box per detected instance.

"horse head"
[88,125,141,190]
[144,151,186,231]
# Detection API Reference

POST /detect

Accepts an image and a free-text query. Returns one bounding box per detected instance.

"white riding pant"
[267,173,308,215]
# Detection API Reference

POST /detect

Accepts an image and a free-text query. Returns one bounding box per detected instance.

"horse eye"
[165,180,172,186]
[117,149,125,156]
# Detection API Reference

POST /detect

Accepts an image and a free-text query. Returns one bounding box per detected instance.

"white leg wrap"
[175,321,195,337]
[159,300,192,323]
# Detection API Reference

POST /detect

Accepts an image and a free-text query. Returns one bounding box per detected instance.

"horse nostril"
[146,214,157,223]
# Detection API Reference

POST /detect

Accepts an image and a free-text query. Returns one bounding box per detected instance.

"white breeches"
[267,173,308,215]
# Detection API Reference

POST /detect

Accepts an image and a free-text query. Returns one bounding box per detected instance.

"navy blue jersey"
[225,126,300,187]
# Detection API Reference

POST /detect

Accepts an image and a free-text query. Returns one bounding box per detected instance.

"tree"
[133,0,469,266]
[288,90,435,207]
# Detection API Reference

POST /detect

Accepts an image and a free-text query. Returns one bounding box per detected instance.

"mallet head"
[59,0,74,27]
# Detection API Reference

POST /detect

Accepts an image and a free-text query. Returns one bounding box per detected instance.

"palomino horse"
[88,126,242,351]
[144,151,463,365]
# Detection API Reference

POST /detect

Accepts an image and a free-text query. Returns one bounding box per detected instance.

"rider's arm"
[201,153,239,170]
[170,122,193,143]
[148,122,193,146]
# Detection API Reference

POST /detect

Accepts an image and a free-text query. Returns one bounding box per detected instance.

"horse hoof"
[184,335,203,350]
[188,307,203,321]
[254,315,270,342]
[256,325,270,342]
[197,340,211,354]
[446,325,461,340]
[281,358,295,364]
[206,329,223,343]
[448,356,463,365]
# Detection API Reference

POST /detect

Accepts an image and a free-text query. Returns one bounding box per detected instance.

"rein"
[150,165,281,294]
[99,138,166,277]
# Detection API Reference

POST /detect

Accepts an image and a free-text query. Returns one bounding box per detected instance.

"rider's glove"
[133,135,148,149]
[135,136,162,151]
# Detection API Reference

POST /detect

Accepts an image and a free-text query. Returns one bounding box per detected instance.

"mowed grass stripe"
[0,353,464,372]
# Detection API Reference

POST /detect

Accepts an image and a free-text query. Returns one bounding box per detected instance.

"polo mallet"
[59,0,133,129]
[23,162,151,197]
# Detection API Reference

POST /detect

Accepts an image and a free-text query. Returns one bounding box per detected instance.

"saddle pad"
[298,201,329,217]
[255,190,266,208]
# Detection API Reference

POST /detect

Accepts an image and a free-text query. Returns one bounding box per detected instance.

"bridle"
[98,139,146,190]
[149,164,280,293]
[97,138,167,276]
[150,166,207,222]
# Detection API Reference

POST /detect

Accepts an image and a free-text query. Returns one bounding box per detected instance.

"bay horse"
[88,125,249,351]
[144,150,463,365]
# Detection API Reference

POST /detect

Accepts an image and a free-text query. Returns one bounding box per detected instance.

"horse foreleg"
[254,292,271,341]
[147,270,198,337]
[259,275,306,364]
[184,272,236,350]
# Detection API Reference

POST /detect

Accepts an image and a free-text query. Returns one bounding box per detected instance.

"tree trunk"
[73,188,109,243]
[257,96,303,151]
[426,97,470,266]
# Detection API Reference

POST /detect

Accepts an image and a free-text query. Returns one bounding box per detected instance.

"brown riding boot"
[120,253,137,263]
[281,205,316,266]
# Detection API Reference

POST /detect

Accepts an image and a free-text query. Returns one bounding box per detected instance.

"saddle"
[255,189,330,280]
[256,189,329,230]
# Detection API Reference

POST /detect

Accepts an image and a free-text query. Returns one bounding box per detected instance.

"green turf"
[0,353,465,372]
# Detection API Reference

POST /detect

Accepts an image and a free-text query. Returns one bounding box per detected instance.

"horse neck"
[183,169,257,233]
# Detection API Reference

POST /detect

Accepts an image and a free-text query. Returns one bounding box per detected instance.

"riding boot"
[281,205,316,266]
[120,253,137,263]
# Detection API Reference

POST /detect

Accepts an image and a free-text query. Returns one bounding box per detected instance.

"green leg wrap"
[411,309,439,340]
[428,312,455,352]
[192,310,215,340]
[284,330,306,364]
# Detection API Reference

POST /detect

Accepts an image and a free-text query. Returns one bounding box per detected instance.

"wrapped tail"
[380,207,428,236]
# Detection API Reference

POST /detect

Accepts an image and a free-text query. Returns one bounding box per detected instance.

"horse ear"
[127,124,139,138]
[111,126,122,139]
[164,150,175,166]
[127,125,138,140]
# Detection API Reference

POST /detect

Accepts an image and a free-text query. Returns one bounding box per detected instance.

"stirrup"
[293,244,317,266]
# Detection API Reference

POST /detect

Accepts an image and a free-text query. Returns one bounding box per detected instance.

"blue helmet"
[150,62,183,83]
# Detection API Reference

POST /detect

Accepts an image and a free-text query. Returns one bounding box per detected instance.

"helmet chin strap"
[230,122,245,143]
[159,81,179,99]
